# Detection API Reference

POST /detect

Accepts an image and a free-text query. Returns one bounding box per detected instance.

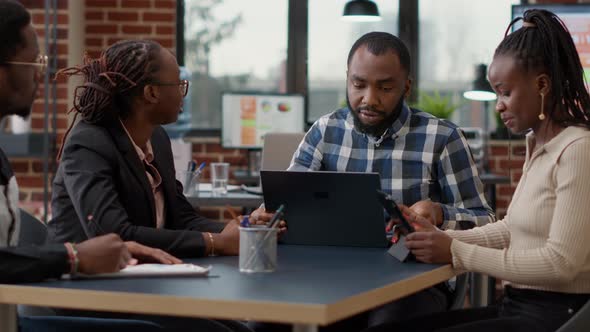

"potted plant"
[411,90,457,120]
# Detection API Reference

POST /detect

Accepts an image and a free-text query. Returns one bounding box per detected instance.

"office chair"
[242,132,305,195]
[260,132,305,171]
[18,208,47,246]
[556,299,590,332]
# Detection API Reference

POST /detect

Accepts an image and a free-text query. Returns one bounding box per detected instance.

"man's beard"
[347,94,404,137]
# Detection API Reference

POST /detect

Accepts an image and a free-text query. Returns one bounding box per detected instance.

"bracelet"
[206,232,216,257]
[64,242,79,275]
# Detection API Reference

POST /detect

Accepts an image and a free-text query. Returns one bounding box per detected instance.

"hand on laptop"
[249,206,288,236]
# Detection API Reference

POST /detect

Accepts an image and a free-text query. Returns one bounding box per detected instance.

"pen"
[195,162,206,176]
[267,204,285,229]
[187,160,196,172]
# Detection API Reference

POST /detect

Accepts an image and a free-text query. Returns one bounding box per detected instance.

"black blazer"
[48,120,225,258]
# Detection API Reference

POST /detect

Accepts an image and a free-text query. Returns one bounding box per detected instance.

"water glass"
[177,170,199,197]
[211,162,229,196]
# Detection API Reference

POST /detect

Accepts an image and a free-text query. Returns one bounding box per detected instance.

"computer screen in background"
[221,93,305,149]
[512,4,590,87]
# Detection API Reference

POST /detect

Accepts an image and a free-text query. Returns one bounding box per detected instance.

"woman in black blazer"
[48,39,271,258]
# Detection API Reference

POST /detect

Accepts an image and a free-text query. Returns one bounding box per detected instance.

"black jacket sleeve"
[0,243,68,283]
[49,122,221,258]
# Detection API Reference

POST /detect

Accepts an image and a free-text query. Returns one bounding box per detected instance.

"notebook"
[260,170,388,248]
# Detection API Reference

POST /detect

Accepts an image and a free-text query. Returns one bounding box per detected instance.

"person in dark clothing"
[47,38,277,258]
[0,0,144,284]
[0,2,254,331]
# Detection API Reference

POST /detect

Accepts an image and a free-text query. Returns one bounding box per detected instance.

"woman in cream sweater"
[365,9,590,332]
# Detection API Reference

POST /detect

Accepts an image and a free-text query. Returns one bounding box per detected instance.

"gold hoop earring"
[538,93,546,121]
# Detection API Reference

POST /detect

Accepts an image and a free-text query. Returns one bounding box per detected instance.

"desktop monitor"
[221,92,305,149]
[512,4,590,86]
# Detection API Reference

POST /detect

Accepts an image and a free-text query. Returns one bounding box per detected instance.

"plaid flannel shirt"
[288,105,494,230]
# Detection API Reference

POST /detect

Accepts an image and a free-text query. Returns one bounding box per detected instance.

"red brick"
[511,170,523,183]
[86,0,117,8]
[156,26,175,35]
[498,186,516,197]
[16,175,45,188]
[204,143,227,154]
[86,11,104,21]
[512,145,526,156]
[85,50,102,58]
[32,13,69,25]
[122,25,152,34]
[155,0,175,9]
[32,161,45,173]
[86,38,103,47]
[143,12,175,22]
[192,144,204,153]
[122,0,152,8]
[10,161,30,174]
[498,159,525,169]
[86,25,118,34]
[31,192,52,202]
[154,38,174,48]
[495,198,511,210]
[222,155,247,166]
[107,12,139,21]
[31,117,68,130]
[20,0,44,9]
[490,146,508,157]
[107,38,124,46]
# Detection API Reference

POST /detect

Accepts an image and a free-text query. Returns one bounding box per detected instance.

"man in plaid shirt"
[285,32,495,331]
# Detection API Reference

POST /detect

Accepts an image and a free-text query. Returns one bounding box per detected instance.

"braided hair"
[495,9,590,128]
[55,39,163,159]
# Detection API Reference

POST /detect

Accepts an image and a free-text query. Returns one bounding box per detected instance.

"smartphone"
[376,190,415,233]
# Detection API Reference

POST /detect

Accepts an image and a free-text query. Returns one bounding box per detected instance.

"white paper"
[198,183,240,192]
[70,264,211,279]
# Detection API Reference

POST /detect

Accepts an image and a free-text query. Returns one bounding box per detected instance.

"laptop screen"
[261,170,388,248]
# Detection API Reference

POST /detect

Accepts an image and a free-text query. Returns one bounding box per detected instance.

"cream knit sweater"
[447,126,590,294]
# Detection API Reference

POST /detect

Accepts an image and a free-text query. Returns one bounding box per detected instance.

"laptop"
[260,170,388,248]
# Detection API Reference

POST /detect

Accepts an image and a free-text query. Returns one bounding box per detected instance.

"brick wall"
[12,0,69,214]
[10,0,177,218]
[487,140,526,219]
[85,0,176,57]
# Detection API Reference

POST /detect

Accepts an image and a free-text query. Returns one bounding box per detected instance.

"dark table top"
[0,245,455,325]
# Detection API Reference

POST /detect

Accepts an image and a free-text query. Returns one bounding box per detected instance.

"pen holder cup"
[239,226,278,273]
[178,171,199,197]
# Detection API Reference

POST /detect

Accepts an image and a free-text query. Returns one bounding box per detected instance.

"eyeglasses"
[149,79,189,97]
[1,54,48,75]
